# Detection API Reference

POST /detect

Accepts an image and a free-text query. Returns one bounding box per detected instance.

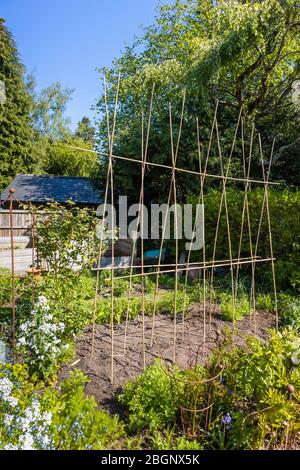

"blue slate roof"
[1,174,103,206]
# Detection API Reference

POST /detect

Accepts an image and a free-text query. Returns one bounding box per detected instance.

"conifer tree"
[0,18,35,191]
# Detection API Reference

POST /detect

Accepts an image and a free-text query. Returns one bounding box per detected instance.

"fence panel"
[0,210,33,239]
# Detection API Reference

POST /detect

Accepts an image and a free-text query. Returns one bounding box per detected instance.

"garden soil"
[59,304,276,412]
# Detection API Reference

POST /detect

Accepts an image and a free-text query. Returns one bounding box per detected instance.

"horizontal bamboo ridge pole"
[66,145,280,186]
[95,257,275,280]
[92,255,263,271]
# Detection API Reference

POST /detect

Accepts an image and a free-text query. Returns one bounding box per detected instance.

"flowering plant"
[17,296,67,378]
[0,365,124,450]
[0,367,53,450]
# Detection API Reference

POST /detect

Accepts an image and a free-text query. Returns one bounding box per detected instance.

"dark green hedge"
[187,189,300,291]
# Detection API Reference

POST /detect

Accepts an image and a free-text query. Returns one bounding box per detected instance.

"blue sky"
[1,0,168,130]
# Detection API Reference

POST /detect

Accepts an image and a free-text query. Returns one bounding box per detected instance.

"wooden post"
[9,188,16,362]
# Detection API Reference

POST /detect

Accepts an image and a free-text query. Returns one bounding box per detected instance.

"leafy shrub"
[174,436,203,450]
[220,293,250,321]
[17,296,69,378]
[256,293,274,311]
[45,370,124,450]
[290,269,300,293]
[108,277,131,297]
[151,430,203,450]
[76,271,96,299]
[277,293,300,331]
[190,280,217,304]
[0,363,53,450]
[0,364,124,450]
[96,290,193,325]
[119,359,185,431]
[34,201,100,276]
[0,268,11,305]
[188,189,300,292]
[207,330,300,449]
[157,275,174,289]
[0,268,21,305]
[144,275,156,293]
[120,330,300,449]
[18,273,96,339]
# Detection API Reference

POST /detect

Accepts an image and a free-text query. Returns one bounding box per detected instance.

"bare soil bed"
[59,304,276,411]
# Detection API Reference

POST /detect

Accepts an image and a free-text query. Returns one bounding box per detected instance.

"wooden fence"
[0,210,33,238]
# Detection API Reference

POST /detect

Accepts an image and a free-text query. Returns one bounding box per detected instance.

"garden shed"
[0,174,103,250]
[0,174,103,210]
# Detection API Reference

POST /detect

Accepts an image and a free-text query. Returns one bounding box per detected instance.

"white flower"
[7,396,18,408]
[39,324,51,334]
[24,408,34,421]
[42,411,52,426]
[30,399,40,414]
[40,434,51,448]
[0,377,14,401]
[18,336,26,346]
[4,444,18,450]
[19,432,35,450]
[17,297,66,372]
[1,389,54,450]
[4,414,13,426]
[37,295,48,306]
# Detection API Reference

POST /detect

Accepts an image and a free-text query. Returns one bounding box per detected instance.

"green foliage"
[120,330,300,449]
[157,275,177,290]
[43,137,99,177]
[189,188,300,292]
[30,81,73,139]
[0,363,53,450]
[21,273,96,339]
[34,201,100,276]
[75,116,95,145]
[256,293,274,312]
[96,290,192,325]
[27,78,99,178]
[290,269,300,293]
[17,295,69,379]
[254,292,300,331]
[278,293,300,332]
[220,293,250,321]
[0,18,36,190]
[20,202,101,338]
[102,274,131,297]
[207,330,300,449]
[0,364,124,450]
[45,370,124,450]
[172,436,203,450]
[151,430,203,450]
[119,359,185,431]
[144,275,156,293]
[0,268,21,305]
[191,279,217,304]
[97,0,300,195]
